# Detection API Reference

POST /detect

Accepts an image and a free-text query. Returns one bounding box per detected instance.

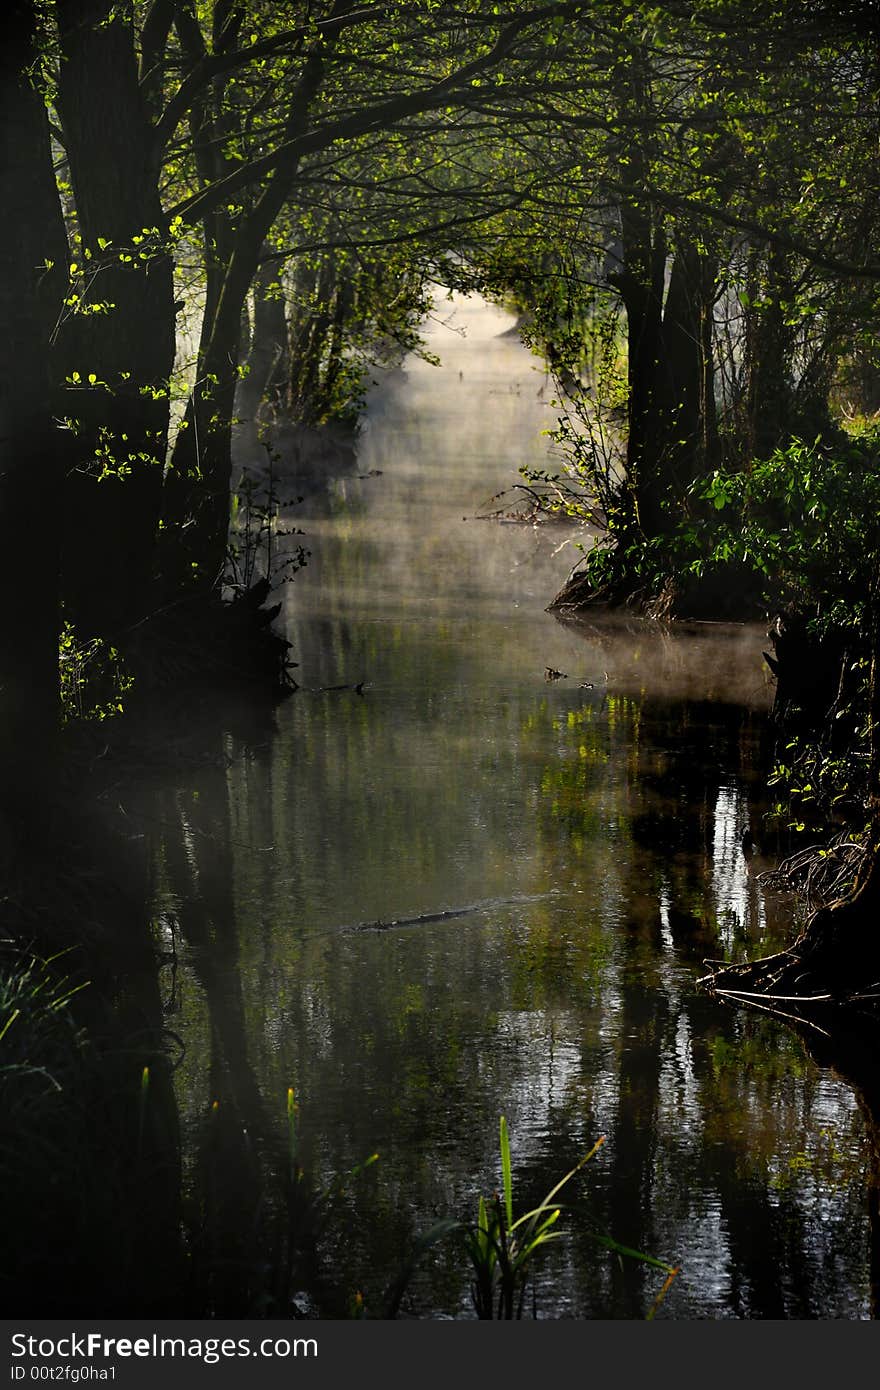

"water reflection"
[148,293,873,1317]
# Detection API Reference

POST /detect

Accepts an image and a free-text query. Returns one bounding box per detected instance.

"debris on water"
[316,680,366,695]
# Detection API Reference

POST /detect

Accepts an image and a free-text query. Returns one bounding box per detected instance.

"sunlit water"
[153,293,875,1319]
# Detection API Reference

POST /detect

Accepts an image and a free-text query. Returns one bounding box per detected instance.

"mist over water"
[156,293,875,1318]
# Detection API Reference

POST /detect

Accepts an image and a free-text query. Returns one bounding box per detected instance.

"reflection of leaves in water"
[707,1026,808,1085]
[768,1128,848,1195]
[526,697,636,848]
[326,482,368,518]
[506,912,611,1010]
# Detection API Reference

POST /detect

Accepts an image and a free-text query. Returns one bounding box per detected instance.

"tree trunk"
[617,196,668,539]
[238,258,289,425]
[319,266,356,418]
[163,248,255,589]
[743,244,794,462]
[0,0,69,839]
[165,33,332,590]
[660,239,717,496]
[55,0,176,636]
[617,224,718,540]
[287,256,336,424]
[230,257,290,480]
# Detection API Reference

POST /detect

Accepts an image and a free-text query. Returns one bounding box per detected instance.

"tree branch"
[164,2,585,226]
[150,4,385,155]
[623,180,880,280]
[138,0,177,110]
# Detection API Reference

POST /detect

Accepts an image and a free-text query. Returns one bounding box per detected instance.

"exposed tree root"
[700,844,880,1036]
[699,945,880,1037]
[126,577,296,698]
[547,564,634,613]
[757,834,866,913]
[548,559,763,622]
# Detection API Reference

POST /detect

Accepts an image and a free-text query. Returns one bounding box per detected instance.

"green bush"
[683,428,880,630]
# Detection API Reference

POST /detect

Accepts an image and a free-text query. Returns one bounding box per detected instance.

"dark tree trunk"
[230,258,290,485]
[616,221,717,541]
[287,256,336,424]
[0,0,69,838]
[55,0,176,636]
[165,34,332,590]
[617,196,668,539]
[743,244,794,462]
[238,258,289,425]
[609,45,719,549]
[163,249,255,589]
[319,266,356,417]
[660,240,717,495]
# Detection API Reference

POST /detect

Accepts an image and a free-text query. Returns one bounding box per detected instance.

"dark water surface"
[153,295,875,1318]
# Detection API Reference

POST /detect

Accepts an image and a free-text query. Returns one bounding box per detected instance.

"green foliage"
[0,949,87,1099]
[59,621,135,723]
[559,426,880,621]
[766,719,872,837]
[226,448,309,596]
[458,1117,605,1319]
[458,1118,678,1319]
[0,948,90,1241]
[686,430,880,627]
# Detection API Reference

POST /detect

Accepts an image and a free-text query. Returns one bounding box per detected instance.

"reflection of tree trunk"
[607,932,669,1317]
[157,749,286,1313]
[803,1028,880,1319]
[704,586,880,1001]
[3,810,183,1313]
[71,818,185,1311]
[869,1103,880,1319]
[97,962,183,1313]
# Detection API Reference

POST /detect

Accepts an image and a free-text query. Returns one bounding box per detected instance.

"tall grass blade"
[499,1116,513,1231]
[0,1007,21,1044]
[137,1065,150,1161]
[581,1227,680,1273]
[534,1134,606,1212]
[287,1086,298,1183]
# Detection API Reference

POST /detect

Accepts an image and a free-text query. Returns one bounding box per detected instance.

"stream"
[151,293,876,1319]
